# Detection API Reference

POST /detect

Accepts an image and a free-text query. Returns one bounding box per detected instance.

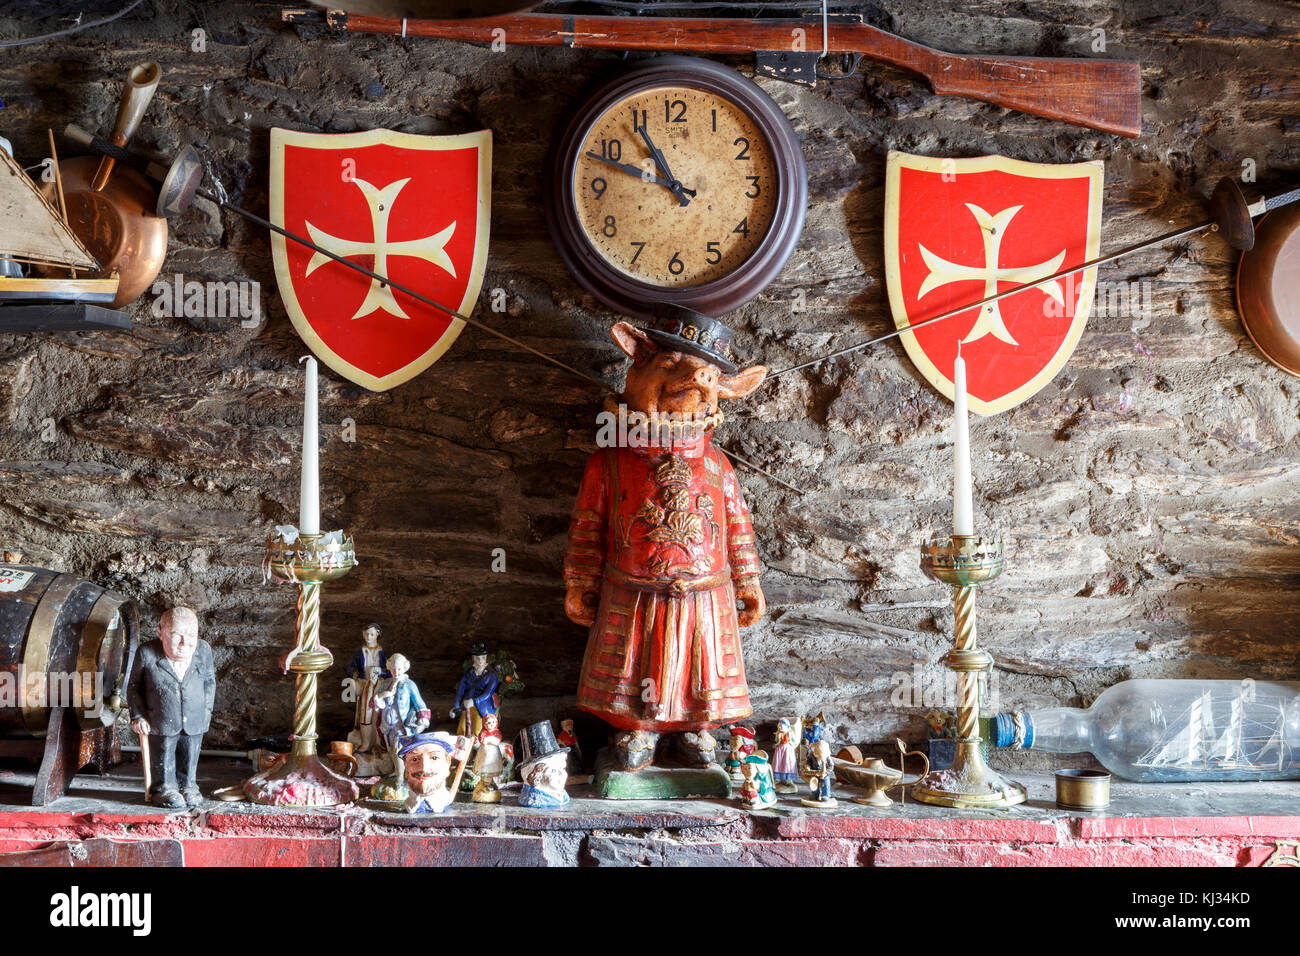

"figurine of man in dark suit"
[449,641,500,738]
[127,607,216,809]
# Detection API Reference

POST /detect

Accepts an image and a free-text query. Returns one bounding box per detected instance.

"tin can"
[1055,768,1110,810]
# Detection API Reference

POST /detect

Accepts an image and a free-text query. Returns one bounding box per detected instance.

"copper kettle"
[42,63,168,307]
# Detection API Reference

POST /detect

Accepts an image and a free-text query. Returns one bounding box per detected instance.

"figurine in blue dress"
[450,641,500,738]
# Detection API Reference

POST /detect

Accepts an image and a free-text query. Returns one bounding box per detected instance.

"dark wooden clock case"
[544,56,808,319]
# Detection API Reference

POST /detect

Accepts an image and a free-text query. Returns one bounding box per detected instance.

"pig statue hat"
[644,304,741,374]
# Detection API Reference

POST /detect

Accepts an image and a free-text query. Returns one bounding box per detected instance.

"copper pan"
[40,63,167,308]
[1237,201,1300,376]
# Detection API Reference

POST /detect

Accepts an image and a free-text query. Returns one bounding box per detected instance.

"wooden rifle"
[280,7,1141,137]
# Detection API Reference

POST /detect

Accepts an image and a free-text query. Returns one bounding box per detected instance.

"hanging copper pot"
[1237,202,1300,376]
[41,63,168,308]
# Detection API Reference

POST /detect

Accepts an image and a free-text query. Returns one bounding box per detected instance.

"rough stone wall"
[0,0,1297,754]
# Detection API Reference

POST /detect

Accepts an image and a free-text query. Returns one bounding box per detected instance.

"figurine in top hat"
[727,725,757,781]
[800,713,836,809]
[450,641,501,738]
[564,306,768,773]
[343,623,388,755]
[516,720,571,808]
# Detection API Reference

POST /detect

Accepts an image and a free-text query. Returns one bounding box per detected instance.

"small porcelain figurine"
[800,713,836,809]
[771,717,802,793]
[516,721,571,809]
[372,654,431,799]
[450,641,501,738]
[738,753,777,810]
[727,725,756,781]
[127,607,216,809]
[343,623,388,756]
[398,732,471,814]
[556,717,584,778]
[470,712,514,803]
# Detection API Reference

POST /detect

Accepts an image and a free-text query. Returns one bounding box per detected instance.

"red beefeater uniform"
[565,412,761,733]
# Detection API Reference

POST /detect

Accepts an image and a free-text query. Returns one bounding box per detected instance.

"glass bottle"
[991,679,1300,782]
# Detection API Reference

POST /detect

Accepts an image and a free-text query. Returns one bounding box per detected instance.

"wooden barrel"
[0,565,138,736]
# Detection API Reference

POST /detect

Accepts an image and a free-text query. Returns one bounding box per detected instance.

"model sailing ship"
[0,144,124,328]
[1135,687,1295,778]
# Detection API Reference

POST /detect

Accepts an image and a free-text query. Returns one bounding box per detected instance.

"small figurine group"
[336,625,578,814]
[726,714,837,811]
[394,720,571,813]
[341,633,529,801]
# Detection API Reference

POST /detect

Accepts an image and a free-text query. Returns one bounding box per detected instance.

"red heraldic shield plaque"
[884,151,1103,415]
[270,128,492,391]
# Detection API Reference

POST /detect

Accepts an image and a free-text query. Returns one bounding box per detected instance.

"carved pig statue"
[564,306,767,772]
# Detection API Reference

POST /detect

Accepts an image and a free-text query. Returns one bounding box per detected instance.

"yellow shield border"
[269,127,492,392]
[884,151,1104,416]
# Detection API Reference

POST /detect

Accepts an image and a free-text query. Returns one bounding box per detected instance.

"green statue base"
[593,748,733,800]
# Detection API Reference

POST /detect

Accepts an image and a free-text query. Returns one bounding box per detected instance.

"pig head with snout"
[613,321,768,424]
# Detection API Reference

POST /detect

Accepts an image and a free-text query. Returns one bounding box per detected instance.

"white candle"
[298,356,320,536]
[952,348,974,536]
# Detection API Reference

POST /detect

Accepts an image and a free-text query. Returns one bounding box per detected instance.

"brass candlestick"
[911,534,1026,809]
[242,530,359,807]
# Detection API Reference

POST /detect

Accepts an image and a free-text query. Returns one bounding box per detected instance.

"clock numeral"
[733,217,750,238]
[711,108,717,132]
[668,251,685,275]
[630,108,647,130]
[600,138,622,161]
[733,137,751,161]
[603,215,618,238]
[591,177,607,199]
[705,241,722,265]
[745,175,761,198]
[629,241,646,264]
[664,98,687,123]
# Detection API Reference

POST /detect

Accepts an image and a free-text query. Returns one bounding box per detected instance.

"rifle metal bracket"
[754,49,864,86]
[753,12,865,86]
[755,50,822,86]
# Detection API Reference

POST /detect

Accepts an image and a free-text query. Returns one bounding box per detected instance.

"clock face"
[546,57,807,318]
[570,85,780,288]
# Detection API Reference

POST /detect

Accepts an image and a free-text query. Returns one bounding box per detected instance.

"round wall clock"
[545,56,808,318]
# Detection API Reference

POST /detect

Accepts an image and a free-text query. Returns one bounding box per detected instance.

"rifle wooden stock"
[283,10,1141,137]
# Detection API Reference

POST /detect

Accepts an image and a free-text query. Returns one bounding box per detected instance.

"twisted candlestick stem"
[954,585,976,650]
[292,581,321,754]
[953,585,979,741]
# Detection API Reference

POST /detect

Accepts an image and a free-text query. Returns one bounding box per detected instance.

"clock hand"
[634,124,694,207]
[584,151,674,190]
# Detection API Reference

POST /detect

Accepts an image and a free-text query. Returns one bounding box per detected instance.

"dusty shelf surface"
[2,756,1297,826]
